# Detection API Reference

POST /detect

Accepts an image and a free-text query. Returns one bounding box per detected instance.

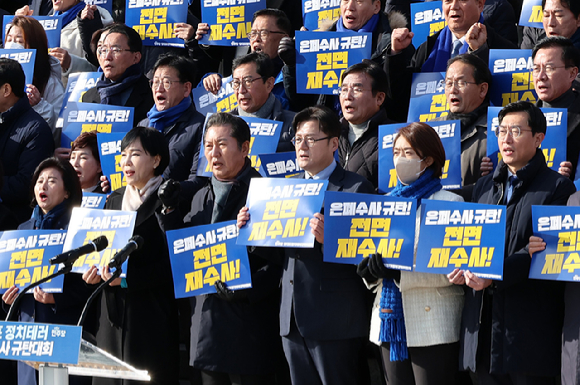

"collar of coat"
[492,148,547,188]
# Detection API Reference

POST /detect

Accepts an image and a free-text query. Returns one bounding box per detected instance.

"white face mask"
[395,157,426,185]
[4,42,25,50]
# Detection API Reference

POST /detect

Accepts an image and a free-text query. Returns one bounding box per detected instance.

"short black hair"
[121,127,170,176]
[447,53,493,86]
[498,101,547,135]
[542,0,580,18]
[152,54,197,86]
[71,131,100,165]
[252,9,293,37]
[0,58,25,98]
[204,113,251,150]
[232,52,275,79]
[532,36,580,68]
[30,157,82,209]
[292,106,341,139]
[105,24,143,53]
[341,59,388,97]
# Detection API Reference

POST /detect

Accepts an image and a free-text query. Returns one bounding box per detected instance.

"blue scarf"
[336,13,379,33]
[32,200,71,230]
[97,63,142,106]
[378,168,442,361]
[54,1,86,28]
[422,14,484,72]
[146,97,191,132]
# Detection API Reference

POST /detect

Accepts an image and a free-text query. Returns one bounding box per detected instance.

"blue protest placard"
[237,178,329,248]
[295,30,372,95]
[489,49,536,107]
[192,75,237,116]
[81,192,106,209]
[258,152,302,178]
[0,321,81,365]
[530,205,580,281]
[197,115,283,177]
[324,191,416,269]
[3,15,62,48]
[200,0,266,46]
[97,132,126,192]
[302,0,340,31]
[486,107,567,172]
[126,0,188,47]
[0,49,36,88]
[378,120,462,193]
[0,230,66,294]
[85,0,114,14]
[57,72,102,128]
[519,0,543,28]
[166,220,252,298]
[65,208,137,277]
[61,102,134,148]
[410,1,446,47]
[415,200,506,279]
[407,72,447,123]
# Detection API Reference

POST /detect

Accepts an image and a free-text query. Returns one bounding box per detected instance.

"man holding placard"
[450,101,575,383]
[237,106,374,384]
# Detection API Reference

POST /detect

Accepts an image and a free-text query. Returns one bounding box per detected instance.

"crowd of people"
[0,0,579,384]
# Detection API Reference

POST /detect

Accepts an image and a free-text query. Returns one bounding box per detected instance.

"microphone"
[108,235,144,269]
[50,236,109,265]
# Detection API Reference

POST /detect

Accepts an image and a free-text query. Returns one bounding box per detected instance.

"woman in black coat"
[82,127,179,385]
[2,157,90,385]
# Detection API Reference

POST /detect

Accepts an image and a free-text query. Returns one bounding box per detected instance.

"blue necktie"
[506,175,518,203]
[451,40,463,58]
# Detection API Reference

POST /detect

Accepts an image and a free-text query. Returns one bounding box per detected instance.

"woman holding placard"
[4,15,64,142]
[1,157,91,385]
[357,122,464,385]
[82,126,179,385]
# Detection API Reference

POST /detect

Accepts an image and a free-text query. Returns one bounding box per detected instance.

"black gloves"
[214,280,248,302]
[277,36,296,66]
[356,253,401,281]
[158,179,181,210]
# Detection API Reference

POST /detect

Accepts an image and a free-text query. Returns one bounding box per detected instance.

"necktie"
[451,40,463,58]
[506,175,518,203]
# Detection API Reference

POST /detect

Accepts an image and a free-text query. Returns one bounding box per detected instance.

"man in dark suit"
[81,24,154,123]
[277,106,374,384]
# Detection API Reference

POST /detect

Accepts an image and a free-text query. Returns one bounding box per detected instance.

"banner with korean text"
[302,0,340,31]
[489,49,536,107]
[259,152,302,178]
[295,30,371,95]
[192,75,237,115]
[86,0,114,14]
[519,0,543,28]
[0,230,66,294]
[98,132,127,192]
[200,0,266,46]
[66,208,137,277]
[0,49,36,88]
[126,0,188,47]
[324,191,416,269]
[407,72,447,122]
[197,115,282,176]
[57,72,101,128]
[415,200,506,279]
[3,16,62,48]
[486,107,566,171]
[237,178,328,248]
[166,220,252,297]
[530,205,580,281]
[0,321,81,364]
[61,103,134,148]
[378,121,462,193]
[410,1,445,47]
[81,192,106,209]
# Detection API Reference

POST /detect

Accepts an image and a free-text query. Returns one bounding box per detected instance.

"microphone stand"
[77,267,122,328]
[5,263,74,321]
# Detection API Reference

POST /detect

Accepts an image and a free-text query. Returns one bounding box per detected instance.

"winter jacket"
[33,56,64,144]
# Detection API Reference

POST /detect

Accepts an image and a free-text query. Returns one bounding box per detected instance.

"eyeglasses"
[338,85,367,97]
[247,30,286,41]
[532,65,569,76]
[444,80,478,90]
[291,136,330,148]
[231,76,264,90]
[149,78,183,90]
[97,46,132,57]
[494,125,533,139]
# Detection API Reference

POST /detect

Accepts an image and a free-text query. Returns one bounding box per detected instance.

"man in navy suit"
[275,106,375,384]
